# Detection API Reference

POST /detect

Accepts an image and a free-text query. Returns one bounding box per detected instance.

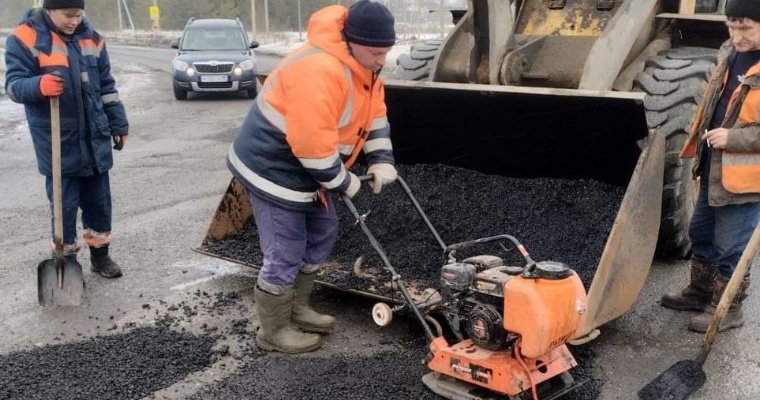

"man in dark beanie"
[227,0,397,354]
[660,0,760,332]
[43,0,85,10]
[4,0,130,283]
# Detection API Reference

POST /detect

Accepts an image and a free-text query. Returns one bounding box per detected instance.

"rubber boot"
[291,272,337,333]
[660,259,716,311]
[89,245,123,278]
[688,274,750,333]
[254,286,322,354]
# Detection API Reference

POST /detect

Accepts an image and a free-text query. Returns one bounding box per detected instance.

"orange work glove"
[39,74,64,97]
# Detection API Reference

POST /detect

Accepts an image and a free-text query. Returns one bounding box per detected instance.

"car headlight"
[173,59,189,71]
[239,59,254,70]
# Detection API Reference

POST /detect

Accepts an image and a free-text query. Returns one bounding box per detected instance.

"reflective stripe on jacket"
[228,5,394,210]
[681,40,760,206]
[4,9,129,177]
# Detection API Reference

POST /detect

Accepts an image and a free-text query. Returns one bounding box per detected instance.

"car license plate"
[200,75,228,83]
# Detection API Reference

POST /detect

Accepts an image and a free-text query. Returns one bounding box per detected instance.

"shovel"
[37,96,84,306]
[638,222,760,399]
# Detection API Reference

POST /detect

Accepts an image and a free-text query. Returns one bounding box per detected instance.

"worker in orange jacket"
[661,0,760,332]
[227,0,397,353]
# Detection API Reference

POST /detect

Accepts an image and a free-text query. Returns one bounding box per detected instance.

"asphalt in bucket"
[203,163,624,295]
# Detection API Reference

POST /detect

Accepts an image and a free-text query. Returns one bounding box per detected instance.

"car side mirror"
[171,39,179,49]
[250,40,259,49]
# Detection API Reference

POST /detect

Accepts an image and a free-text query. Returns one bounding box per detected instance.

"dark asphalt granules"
[203,163,624,296]
[190,290,602,400]
[190,337,440,400]
[0,326,215,400]
[200,163,618,399]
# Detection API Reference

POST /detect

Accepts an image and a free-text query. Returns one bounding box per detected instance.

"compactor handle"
[354,174,447,251]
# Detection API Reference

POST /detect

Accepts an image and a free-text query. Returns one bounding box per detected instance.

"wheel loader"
[194,1,733,398]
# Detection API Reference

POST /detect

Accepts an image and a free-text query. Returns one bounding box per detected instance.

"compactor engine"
[425,254,588,399]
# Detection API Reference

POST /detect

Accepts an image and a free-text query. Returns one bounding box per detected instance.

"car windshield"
[181,27,247,51]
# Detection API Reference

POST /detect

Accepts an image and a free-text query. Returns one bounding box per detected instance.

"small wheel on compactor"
[372,302,393,327]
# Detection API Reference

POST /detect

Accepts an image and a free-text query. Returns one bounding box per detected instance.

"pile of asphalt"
[0,326,215,400]
[191,289,602,400]
[203,163,624,295]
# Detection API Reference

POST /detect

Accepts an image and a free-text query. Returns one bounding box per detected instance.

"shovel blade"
[37,258,84,306]
[638,360,706,400]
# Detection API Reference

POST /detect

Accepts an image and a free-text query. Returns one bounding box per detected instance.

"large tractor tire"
[394,39,442,81]
[633,47,718,259]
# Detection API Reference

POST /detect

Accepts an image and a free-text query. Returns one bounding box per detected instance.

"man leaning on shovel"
[4,0,129,279]
[660,0,760,332]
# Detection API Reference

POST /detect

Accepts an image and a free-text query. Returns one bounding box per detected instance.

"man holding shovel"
[660,0,760,332]
[4,0,129,279]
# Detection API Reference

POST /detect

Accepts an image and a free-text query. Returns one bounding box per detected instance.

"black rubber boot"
[660,259,716,311]
[254,286,322,354]
[89,245,123,278]
[688,274,750,333]
[292,272,337,333]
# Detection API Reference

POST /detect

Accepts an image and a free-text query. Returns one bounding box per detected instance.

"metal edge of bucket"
[203,178,252,242]
[190,246,404,305]
[576,132,665,338]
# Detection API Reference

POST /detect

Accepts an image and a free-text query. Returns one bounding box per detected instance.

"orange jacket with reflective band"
[227,5,394,210]
[681,40,760,205]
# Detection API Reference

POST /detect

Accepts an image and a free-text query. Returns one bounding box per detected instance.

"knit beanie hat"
[43,0,85,10]
[725,0,760,20]
[343,0,396,48]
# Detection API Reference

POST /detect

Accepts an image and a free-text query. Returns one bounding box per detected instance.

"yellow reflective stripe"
[299,150,340,170]
[228,146,318,202]
[363,138,392,153]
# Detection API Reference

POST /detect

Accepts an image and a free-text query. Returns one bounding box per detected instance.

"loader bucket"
[195,79,663,339]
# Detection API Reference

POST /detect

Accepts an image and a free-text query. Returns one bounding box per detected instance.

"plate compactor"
[342,175,588,400]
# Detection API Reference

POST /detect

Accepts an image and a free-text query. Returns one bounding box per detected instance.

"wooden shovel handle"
[705,223,760,345]
[50,96,63,254]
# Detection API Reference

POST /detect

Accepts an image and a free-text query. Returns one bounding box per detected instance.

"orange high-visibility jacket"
[228,5,394,210]
[682,40,760,206]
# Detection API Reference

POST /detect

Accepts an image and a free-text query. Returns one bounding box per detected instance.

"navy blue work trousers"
[689,183,760,277]
[45,171,112,247]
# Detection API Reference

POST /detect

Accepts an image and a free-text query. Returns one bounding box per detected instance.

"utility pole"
[297,0,303,40]
[251,0,257,36]
[117,0,123,30]
[121,0,135,30]
[264,0,269,32]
